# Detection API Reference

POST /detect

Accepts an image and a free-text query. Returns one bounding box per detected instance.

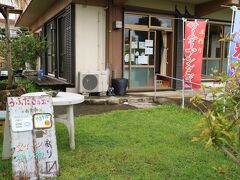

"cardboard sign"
[6,96,59,179]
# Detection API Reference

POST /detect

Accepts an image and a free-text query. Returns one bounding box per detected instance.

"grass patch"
[0,105,238,179]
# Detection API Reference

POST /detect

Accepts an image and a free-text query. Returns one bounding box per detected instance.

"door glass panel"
[131,30,148,65]
[124,14,149,26]
[149,32,155,65]
[155,31,162,73]
[130,68,154,87]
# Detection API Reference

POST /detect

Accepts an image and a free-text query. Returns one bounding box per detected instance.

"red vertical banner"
[183,20,206,89]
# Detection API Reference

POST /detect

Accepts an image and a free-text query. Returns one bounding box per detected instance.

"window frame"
[43,4,75,85]
[202,21,231,76]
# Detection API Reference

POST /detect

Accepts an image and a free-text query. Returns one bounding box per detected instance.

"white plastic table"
[22,92,84,149]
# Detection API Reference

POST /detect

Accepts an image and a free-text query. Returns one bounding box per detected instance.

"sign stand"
[2,96,59,179]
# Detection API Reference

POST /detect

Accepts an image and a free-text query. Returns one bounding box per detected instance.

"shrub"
[11,30,47,70]
[191,59,240,169]
[15,78,41,92]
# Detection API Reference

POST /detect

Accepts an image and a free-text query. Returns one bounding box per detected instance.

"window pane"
[151,17,172,27]
[47,22,55,75]
[124,29,130,65]
[224,26,231,58]
[58,16,66,79]
[124,14,149,26]
[223,59,228,73]
[202,60,207,75]
[208,25,222,58]
[207,60,220,75]
[203,25,208,57]
[130,68,154,87]
[124,67,129,80]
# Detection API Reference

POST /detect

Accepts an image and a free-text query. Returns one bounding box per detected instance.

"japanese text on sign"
[183,20,206,89]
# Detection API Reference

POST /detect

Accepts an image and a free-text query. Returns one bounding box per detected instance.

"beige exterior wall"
[203,9,232,22]
[125,0,232,22]
[125,0,195,14]
[75,4,106,84]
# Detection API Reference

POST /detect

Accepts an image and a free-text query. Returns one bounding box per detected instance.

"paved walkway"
[84,90,197,105]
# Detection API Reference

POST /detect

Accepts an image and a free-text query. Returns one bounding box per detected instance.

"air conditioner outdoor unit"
[78,71,108,93]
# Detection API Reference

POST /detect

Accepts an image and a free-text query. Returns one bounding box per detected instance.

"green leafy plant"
[0,29,47,90]
[191,57,240,173]
[15,78,41,93]
[11,30,47,70]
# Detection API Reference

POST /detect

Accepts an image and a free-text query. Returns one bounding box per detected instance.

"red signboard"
[183,20,206,89]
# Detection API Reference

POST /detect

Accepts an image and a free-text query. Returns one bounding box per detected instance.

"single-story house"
[15,0,235,93]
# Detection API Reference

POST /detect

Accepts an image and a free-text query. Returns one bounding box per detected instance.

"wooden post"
[4,7,14,89]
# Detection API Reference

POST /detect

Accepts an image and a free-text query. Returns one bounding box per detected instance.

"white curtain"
[160,32,167,76]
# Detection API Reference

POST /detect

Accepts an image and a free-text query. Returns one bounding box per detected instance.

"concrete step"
[84,96,155,105]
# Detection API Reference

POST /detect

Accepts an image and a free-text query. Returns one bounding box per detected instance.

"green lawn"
[0,105,238,179]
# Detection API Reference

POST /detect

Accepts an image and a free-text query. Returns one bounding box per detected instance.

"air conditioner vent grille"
[79,71,108,93]
[82,75,98,91]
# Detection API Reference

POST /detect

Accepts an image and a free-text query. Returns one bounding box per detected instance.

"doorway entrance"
[124,13,173,90]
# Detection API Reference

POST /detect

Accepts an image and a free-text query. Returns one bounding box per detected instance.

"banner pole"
[224,6,237,112]
[182,18,186,109]
[227,6,237,74]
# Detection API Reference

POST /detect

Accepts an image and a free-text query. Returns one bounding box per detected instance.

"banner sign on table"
[228,10,240,75]
[183,20,206,89]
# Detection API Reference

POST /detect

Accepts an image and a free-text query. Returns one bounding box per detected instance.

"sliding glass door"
[124,29,155,89]
[124,13,173,90]
[57,15,66,80]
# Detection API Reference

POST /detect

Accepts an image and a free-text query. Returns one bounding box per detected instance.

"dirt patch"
[156,97,212,112]
[54,97,211,117]
[0,85,26,110]
[54,104,136,116]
